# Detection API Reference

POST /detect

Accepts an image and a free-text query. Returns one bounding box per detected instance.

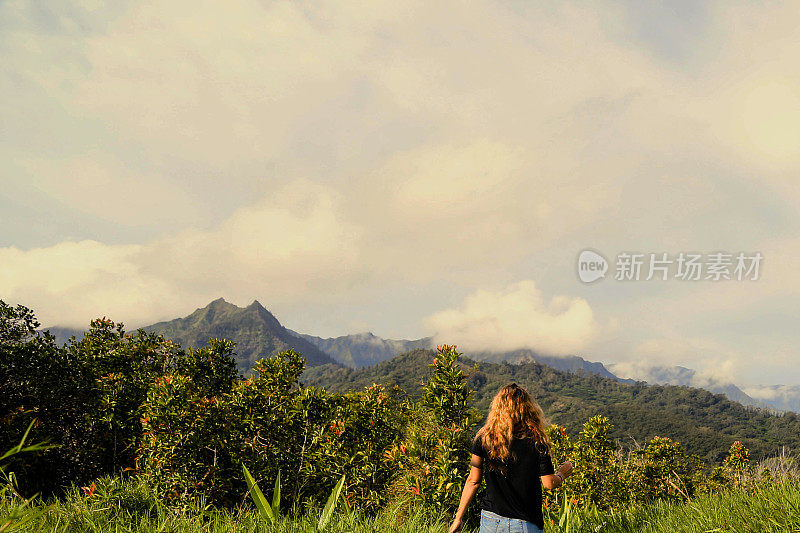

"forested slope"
[302,349,800,463]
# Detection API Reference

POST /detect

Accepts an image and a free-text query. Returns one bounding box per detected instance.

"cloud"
[0,180,362,327]
[608,359,737,390]
[608,335,743,386]
[1,0,800,383]
[393,139,525,210]
[21,152,200,227]
[743,384,800,413]
[424,280,599,354]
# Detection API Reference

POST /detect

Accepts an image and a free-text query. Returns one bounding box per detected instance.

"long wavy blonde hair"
[475,383,550,466]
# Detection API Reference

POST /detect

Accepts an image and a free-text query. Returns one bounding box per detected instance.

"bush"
[626,436,702,503]
[139,349,409,511]
[392,345,481,516]
[567,415,626,509]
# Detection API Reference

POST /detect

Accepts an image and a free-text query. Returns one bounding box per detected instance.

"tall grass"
[2,476,799,532]
[543,480,800,533]
[0,476,452,533]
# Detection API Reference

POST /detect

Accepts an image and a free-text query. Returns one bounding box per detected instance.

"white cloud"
[612,336,743,386]
[0,180,362,327]
[425,280,599,354]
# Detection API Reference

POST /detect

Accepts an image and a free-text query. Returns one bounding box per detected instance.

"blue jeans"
[478,510,543,533]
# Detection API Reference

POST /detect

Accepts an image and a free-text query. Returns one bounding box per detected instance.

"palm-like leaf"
[242,464,274,523]
[272,469,281,515]
[317,474,346,531]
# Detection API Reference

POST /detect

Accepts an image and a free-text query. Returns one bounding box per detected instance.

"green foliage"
[3,300,800,526]
[0,421,54,533]
[626,436,702,503]
[544,421,706,513]
[543,478,800,533]
[544,424,572,511]
[723,441,751,480]
[566,416,626,509]
[4,474,800,532]
[0,476,454,533]
[0,301,97,495]
[1,421,52,476]
[420,346,472,426]
[303,384,407,512]
[175,339,238,397]
[137,350,307,506]
[393,345,481,516]
[70,318,185,476]
[138,348,407,511]
[0,299,238,498]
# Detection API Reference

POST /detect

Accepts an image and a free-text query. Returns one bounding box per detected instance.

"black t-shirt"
[471,435,555,530]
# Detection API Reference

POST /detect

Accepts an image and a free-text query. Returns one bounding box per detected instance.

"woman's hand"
[558,460,574,478]
[449,518,463,533]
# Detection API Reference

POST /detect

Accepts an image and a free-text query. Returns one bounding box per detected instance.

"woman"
[449,383,573,533]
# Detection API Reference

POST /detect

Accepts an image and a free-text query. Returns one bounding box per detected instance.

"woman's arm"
[449,454,483,533]
[541,460,573,491]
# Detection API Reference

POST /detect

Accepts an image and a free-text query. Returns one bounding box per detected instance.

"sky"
[1,0,799,391]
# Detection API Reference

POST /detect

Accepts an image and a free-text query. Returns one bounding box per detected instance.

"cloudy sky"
[2,0,799,389]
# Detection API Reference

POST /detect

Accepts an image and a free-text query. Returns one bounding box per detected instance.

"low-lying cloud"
[425,280,599,355]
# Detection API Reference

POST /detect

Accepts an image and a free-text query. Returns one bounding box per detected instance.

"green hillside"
[302,349,800,464]
[144,298,339,374]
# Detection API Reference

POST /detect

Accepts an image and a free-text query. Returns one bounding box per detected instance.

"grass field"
[542,480,800,532]
[2,477,799,532]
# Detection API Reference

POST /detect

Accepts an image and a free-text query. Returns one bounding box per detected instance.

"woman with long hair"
[449,383,573,533]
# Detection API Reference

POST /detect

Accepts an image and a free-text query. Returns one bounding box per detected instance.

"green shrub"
[626,436,702,503]
[393,345,481,516]
[138,349,408,511]
[567,415,626,510]
[303,384,407,512]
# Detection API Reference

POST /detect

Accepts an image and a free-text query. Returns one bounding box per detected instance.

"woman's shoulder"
[471,433,487,455]
[513,435,549,454]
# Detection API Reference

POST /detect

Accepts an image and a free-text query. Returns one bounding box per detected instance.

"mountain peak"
[244,299,282,329]
[144,297,340,373]
[207,297,232,308]
[247,300,265,310]
[193,297,237,323]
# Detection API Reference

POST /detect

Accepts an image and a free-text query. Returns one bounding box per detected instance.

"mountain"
[288,330,432,368]
[607,364,771,410]
[39,301,791,414]
[472,348,626,382]
[302,349,800,464]
[44,326,84,347]
[290,330,626,381]
[143,298,340,374]
[742,385,800,413]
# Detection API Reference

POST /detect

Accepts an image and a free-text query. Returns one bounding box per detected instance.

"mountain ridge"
[141,298,340,373]
[40,297,793,412]
[607,363,770,410]
[287,329,433,368]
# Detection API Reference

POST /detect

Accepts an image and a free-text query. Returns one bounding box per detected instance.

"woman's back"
[471,435,554,530]
[449,383,572,533]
